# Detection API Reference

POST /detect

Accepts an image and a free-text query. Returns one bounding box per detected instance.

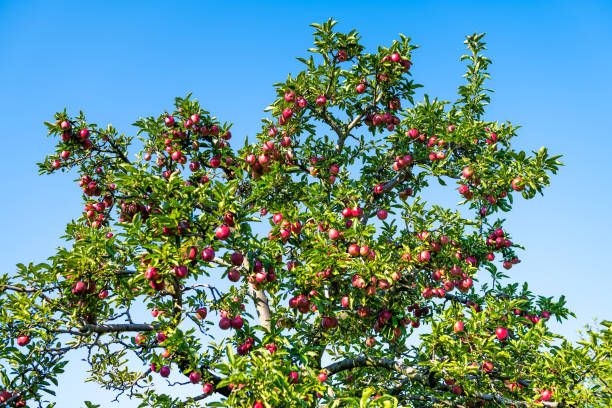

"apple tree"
[1,19,610,408]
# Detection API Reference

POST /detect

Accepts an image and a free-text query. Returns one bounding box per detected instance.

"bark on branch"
[324,355,564,408]
[49,323,156,336]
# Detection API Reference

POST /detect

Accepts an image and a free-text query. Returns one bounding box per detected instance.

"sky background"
[1,0,611,406]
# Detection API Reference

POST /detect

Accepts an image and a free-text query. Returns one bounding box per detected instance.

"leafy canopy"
[0,18,610,408]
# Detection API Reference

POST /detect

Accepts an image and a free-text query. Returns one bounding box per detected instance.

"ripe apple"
[453,321,464,333]
[328,228,340,240]
[174,265,189,278]
[230,252,244,266]
[210,157,221,168]
[196,308,207,319]
[341,295,349,308]
[135,333,146,345]
[273,213,283,225]
[215,225,230,240]
[377,209,388,220]
[348,244,360,257]
[16,335,30,346]
[540,389,552,401]
[144,267,158,281]
[231,316,244,330]
[202,383,213,394]
[511,177,525,191]
[219,317,231,330]
[322,316,338,329]
[317,372,328,382]
[160,366,170,377]
[495,327,508,340]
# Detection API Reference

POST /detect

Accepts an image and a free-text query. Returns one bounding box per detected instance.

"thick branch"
[319,110,345,144]
[325,356,564,408]
[81,323,156,334]
[347,90,385,132]
[324,355,423,379]
[250,287,272,331]
[211,256,272,331]
[48,323,156,336]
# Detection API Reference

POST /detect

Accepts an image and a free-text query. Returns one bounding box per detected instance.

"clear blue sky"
[1,0,611,406]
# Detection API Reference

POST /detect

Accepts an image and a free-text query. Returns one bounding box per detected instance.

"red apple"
[540,389,552,401]
[145,266,158,281]
[174,265,189,279]
[160,366,170,377]
[231,316,244,330]
[230,252,244,266]
[328,228,340,240]
[227,269,240,282]
[511,177,525,191]
[196,307,207,319]
[219,317,231,330]
[454,321,464,333]
[495,327,508,340]
[348,244,360,257]
[481,361,493,373]
[341,295,349,308]
[16,335,30,346]
[215,225,230,240]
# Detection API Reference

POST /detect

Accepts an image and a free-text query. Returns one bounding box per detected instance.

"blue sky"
[1,0,611,406]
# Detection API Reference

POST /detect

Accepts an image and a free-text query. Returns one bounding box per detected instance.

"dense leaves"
[0,19,610,408]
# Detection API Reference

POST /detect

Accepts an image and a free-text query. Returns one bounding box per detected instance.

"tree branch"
[324,355,423,379]
[325,355,564,408]
[47,323,156,336]
[359,165,413,224]
[211,256,272,331]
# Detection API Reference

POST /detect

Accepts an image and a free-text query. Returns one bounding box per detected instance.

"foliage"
[0,19,610,408]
